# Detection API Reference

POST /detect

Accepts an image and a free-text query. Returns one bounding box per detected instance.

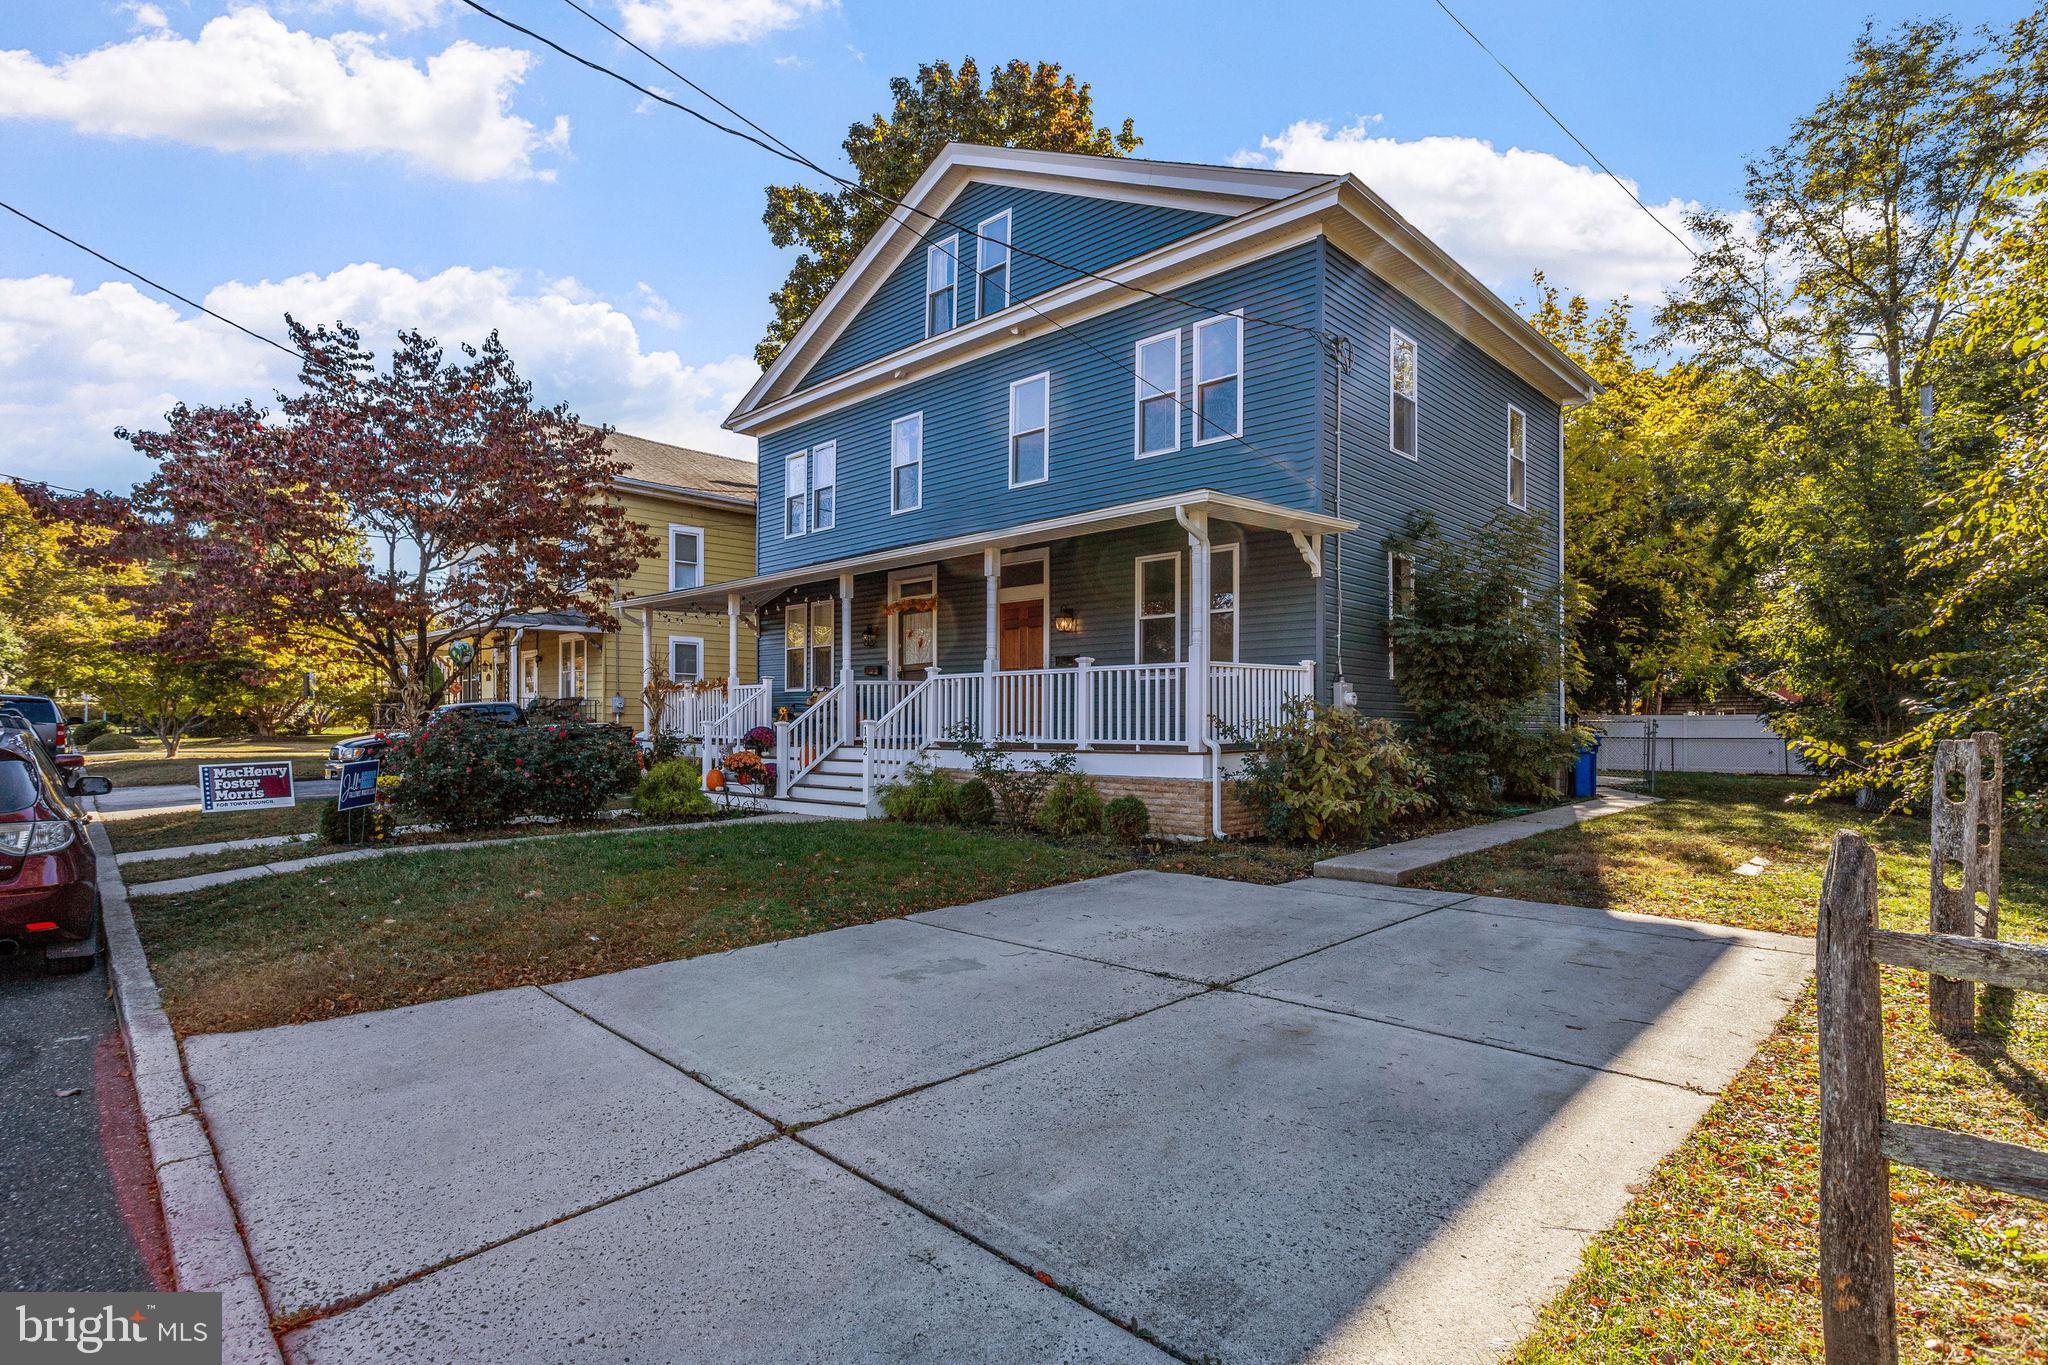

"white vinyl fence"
[1589,714,1810,776]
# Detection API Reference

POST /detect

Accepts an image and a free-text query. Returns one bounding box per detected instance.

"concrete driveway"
[180,871,1811,1363]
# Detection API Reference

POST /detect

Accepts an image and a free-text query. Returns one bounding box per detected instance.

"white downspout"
[508,627,525,705]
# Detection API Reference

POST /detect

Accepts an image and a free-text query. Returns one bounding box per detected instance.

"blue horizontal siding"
[796,180,1230,391]
[762,239,1326,577]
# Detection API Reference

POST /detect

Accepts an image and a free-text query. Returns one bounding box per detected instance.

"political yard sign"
[337,759,380,813]
[197,762,295,813]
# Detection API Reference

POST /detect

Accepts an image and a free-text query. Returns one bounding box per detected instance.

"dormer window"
[976,211,1011,315]
[925,234,959,337]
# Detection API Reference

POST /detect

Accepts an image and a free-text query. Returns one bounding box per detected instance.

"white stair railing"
[699,683,770,781]
[776,681,844,797]
[859,677,935,812]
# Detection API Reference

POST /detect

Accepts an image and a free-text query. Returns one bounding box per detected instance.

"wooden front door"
[1000,600,1043,671]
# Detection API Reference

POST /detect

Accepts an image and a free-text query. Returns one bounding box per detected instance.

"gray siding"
[762,240,1326,577]
[797,180,1230,392]
[1316,240,1563,719]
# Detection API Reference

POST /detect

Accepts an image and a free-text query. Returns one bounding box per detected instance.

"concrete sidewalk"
[1314,787,1660,885]
[177,869,1810,1363]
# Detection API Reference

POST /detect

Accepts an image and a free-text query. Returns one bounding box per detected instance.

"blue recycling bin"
[1572,734,1601,798]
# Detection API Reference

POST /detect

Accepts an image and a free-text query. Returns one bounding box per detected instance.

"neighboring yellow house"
[451,429,758,733]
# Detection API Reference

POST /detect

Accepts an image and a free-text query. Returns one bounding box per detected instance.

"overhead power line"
[0,198,299,358]
[454,0,1326,342]
[1422,0,1698,260]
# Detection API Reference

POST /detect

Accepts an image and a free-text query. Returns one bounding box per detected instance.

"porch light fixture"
[861,624,879,649]
[1053,605,1081,634]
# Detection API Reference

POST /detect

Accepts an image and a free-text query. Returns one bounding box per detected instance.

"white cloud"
[338,0,454,28]
[121,3,170,31]
[1244,119,1701,304]
[618,0,835,47]
[634,283,684,328]
[0,9,566,181]
[0,265,757,491]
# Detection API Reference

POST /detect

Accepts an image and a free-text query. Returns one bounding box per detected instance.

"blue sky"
[0,0,2030,491]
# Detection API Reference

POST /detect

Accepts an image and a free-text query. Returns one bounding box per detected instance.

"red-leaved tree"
[102,321,655,723]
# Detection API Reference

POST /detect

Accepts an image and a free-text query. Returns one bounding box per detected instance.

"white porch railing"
[776,680,845,797]
[855,679,919,726]
[860,677,935,812]
[658,689,703,739]
[699,682,770,780]
[1090,662,1189,747]
[990,667,1081,745]
[918,659,1314,751]
[1210,661,1316,738]
[930,670,983,741]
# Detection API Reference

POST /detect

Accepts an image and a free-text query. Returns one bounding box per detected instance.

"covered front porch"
[616,490,1352,828]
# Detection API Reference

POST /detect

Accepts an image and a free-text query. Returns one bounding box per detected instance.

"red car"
[0,733,112,974]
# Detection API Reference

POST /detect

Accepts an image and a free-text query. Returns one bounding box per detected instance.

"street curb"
[88,822,287,1365]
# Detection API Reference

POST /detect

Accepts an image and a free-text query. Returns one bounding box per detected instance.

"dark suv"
[0,733,112,973]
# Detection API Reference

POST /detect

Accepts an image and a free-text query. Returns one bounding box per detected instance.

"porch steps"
[782,745,876,817]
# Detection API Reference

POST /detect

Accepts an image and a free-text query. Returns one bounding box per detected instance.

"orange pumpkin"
[704,768,725,791]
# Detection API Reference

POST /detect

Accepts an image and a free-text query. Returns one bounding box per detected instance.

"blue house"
[619,143,1596,833]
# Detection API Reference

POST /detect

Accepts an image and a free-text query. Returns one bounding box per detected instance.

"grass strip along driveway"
[84,735,337,789]
[1410,775,2047,1363]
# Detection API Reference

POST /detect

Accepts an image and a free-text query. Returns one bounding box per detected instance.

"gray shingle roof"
[591,427,756,504]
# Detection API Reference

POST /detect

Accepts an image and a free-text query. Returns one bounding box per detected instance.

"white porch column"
[981,548,999,743]
[639,607,654,735]
[1184,510,1210,752]
[725,592,741,690]
[839,571,856,744]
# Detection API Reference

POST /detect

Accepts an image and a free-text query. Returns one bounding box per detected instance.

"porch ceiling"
[614,489,1357,614]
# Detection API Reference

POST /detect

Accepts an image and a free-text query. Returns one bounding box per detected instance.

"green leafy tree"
[756,58,1141,366]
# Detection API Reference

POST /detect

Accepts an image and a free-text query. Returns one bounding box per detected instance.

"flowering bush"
[525,723,641,822]
[722,748,770,788]
[742,725,775,752]
[386,712,533,832]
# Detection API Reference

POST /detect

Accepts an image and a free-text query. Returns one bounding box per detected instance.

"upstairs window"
[1390,329,1419,459]
[1387,551,1415,679]
[1506,405,1528,509]
[1192,314,1242,444]
[1009,373,1049,487]
[891,412,923,514]
[810,441,836,533]
[667,524,703,591]
[1135,330,1180,457]
[782,452,806,538]
[1135,552,1181,663]
[925,234,958,336]
[976,211,1011,316]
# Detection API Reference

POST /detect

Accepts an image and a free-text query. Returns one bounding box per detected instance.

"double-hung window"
[667,524,703,591]
[783,600,836,692]
[782,451,807,537]
[1209,543,1239,664]
[1134,330,1179,457]
[1192,314,1242,444]
[1387,551,1415,679]
[890,413,923,513]
[1506,405,1527,509]
[810,441,836,532]
[1390,329,1419,459]
[976,211,1011,316]
[1135,553,1180,663]
[1009,373,1049,487]
[808,600,834,692]
[668,636,704,683]
[925,234,958,336]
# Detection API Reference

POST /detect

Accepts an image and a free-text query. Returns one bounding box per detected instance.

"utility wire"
[1423,0,1698,261]
[455,0,1327,342]
[2,472,92,498]
[0,198,299,358]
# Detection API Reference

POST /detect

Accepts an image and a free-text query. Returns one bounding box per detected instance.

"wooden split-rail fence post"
[1817,824,2048,1365]
[1928,732,2004,1037]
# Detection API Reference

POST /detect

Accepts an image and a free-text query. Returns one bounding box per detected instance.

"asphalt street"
[0,949,167,1292]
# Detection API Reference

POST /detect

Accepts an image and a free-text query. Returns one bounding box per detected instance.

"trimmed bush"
[1104,795,1150,845]
[385,712,534,832]
[525,722,641,822]
[634,758,716,821]
[880,763,961,824]
[1036,772,1105,838]
[953,777,997,827]
[1232,698,1434,844]
[71,719,114,747]
[85,731,140,752]
[319,798,392,845]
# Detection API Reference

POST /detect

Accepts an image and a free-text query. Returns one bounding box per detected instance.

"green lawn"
[85,734,337,789]
[1413,775,2048,1364]
[105,803,325,853]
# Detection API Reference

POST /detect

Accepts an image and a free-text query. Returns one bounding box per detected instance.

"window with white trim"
[890,413,922,514]
[925,234,958,336]
[667,524,703,591]
[808,600,834,692]
[1209,543,1239,664]
[557,636,587,698]
[1390,329,1419,459]
[1506,405,1527,509]
[1009,373,1049,486]
[810,441,836,532]
[668,635,704,682]
[782,600,836,692]
[782,451,806,537]
[1135,330,1179,457]
[1135,552,1180,664]
[976,211,1010,316]
[1192,314,1242,444]
[1387,551,1415,679]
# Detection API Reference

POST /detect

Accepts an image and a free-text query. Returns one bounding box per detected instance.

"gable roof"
[593,427,756,507]
[727,142,1595,434]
